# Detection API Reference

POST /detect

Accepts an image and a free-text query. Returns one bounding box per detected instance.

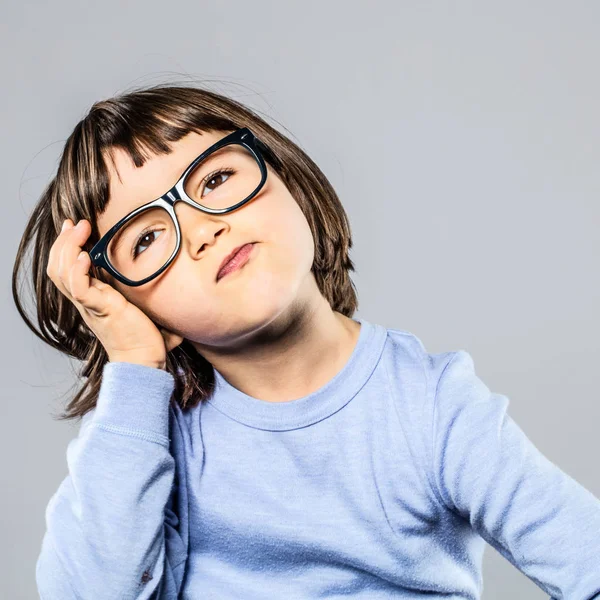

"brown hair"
[11,82,359,423]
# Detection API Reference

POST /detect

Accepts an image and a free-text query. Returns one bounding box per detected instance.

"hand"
[46,218,183,370]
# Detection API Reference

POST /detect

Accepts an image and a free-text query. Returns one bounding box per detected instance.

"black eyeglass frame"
[88,127,270,287]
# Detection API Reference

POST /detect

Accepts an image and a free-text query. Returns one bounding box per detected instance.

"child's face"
[95,129,317,345]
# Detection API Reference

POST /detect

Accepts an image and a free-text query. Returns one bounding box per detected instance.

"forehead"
[96,129,230,238]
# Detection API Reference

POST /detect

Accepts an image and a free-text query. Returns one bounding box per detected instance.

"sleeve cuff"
[94,361,176,439]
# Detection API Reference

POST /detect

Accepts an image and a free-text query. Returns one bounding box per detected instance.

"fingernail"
[61,220,69,232]
[75,220,85,230]
[77,251,87,261]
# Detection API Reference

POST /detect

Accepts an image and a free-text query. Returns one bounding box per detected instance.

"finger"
[57,220,91,294]
[47,219,76,297]
[47,219,72,274]
[68,250,110,316]
[160,328,184,353]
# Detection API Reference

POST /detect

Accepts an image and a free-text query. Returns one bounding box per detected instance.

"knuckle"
[71,290,85,303]
[68,279,82,304]
[57,266,68,281]
[47,270,59,287]
[46,254,56,276]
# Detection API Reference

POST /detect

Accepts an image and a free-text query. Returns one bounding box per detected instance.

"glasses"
[89,127,269,287]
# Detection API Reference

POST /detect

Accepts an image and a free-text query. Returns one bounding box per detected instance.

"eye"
[201,168,235,197]
[132,229,162,259]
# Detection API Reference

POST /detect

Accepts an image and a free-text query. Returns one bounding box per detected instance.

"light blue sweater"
[36,318,600,599]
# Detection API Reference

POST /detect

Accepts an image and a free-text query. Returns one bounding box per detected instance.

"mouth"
[216,243,256,282]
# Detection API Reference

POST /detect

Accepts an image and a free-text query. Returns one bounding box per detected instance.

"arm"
[36,362,188,600]
[431,350,600,600]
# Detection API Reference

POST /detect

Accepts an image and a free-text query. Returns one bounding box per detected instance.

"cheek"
[143,283,217,337]
[249,206,315,311]
[261,195,315,265]
[130,269,212,322]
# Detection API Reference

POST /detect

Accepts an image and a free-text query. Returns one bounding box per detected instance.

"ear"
[159,327,185,353]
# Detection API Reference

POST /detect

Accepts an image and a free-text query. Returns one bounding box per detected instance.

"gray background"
[2,1,599,598]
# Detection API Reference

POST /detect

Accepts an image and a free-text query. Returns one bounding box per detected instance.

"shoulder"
[377,325,461,449]
[381,324,457,398]
[380,326,485,438]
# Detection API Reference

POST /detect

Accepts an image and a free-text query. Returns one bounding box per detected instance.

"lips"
[216,243,255,281]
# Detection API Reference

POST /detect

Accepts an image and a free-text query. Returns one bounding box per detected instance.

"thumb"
[159,327,185,353]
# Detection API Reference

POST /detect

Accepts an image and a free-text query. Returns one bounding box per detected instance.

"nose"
[173,199,224,257]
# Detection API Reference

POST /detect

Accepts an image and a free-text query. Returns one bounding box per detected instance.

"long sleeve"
[430,350,600,599]
[36,362,188,600]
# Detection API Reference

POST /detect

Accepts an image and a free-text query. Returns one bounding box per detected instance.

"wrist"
[109,354,167,371]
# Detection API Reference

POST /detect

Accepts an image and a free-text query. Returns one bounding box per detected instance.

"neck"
[190,290,361,403]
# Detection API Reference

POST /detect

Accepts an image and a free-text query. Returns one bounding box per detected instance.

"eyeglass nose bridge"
[163,183,256,216]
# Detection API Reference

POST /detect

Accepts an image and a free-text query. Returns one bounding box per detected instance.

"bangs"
[59,86,240,245]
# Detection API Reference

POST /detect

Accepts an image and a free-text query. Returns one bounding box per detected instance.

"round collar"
[206,317,388,431]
